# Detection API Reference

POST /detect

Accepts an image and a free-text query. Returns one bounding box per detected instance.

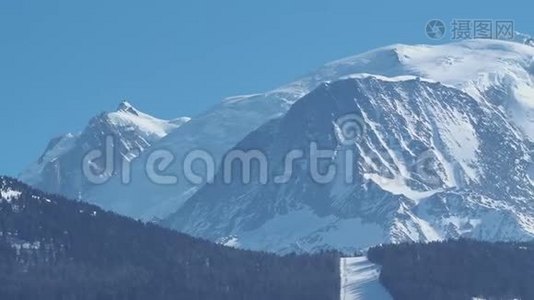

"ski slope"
[340,257,392,300]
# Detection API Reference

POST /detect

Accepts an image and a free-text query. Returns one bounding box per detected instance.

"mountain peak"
[116,100,140,115]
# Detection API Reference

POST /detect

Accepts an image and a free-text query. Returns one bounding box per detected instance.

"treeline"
[368,239,534,300]
[0,177,339,300]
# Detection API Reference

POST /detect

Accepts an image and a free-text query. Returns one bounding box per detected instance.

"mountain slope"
[0,176,339,300]
[163,76,534,253]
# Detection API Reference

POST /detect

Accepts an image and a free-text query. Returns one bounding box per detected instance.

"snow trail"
[340,257,392,300]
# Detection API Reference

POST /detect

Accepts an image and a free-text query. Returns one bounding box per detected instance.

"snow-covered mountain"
[19,101,190,200]
[91,39,534,221]
[282,39,534,140]
[20,38,534,237]
[162,76,534,253]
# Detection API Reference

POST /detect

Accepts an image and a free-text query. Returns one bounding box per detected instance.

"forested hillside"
[368,239,534,300]
[0,177,339,300]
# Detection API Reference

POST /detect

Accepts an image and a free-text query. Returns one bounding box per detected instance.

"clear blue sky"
[1,0,532,176]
